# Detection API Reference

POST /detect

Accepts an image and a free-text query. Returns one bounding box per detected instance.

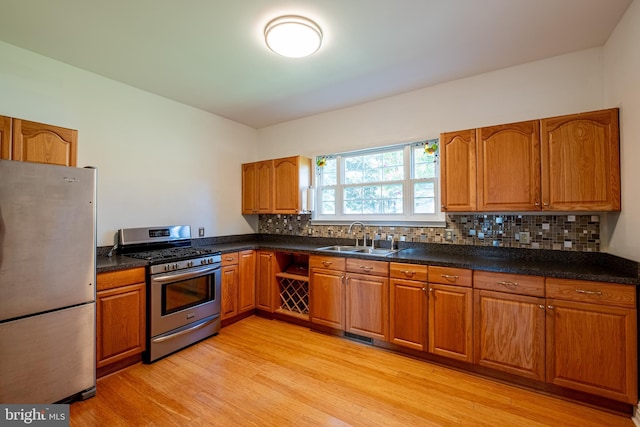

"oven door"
[150,264,221,337]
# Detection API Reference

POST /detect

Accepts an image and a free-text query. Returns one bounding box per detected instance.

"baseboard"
[632,402,640,427]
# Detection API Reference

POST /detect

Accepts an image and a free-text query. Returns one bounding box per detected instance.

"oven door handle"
[152,264,220,283]
[151,316,219,343]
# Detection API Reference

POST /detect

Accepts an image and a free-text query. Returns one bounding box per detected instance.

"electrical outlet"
[520,231,530,244]
[444,229,454,242]
[198,227,205,237]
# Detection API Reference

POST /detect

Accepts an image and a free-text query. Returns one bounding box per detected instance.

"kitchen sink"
[316,245,360,252]
[316,245,399,257]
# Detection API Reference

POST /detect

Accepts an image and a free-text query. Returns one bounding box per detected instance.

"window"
[314,140,444,224]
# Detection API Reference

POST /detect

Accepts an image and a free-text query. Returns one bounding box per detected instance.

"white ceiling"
[0,0,632,129]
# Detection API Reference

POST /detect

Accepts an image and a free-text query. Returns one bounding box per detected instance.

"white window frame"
[312,140,445,226]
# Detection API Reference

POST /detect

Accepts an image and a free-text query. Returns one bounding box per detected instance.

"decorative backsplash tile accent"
[258,214,601,252]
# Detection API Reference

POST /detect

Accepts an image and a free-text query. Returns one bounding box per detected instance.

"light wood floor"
[71,316,633,426]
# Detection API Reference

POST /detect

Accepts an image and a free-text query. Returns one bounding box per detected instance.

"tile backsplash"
[258,214,601,252]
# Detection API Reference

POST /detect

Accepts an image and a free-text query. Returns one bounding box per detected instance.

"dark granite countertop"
[97,234,639,285]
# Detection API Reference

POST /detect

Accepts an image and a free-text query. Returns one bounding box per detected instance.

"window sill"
[310,219,446,228]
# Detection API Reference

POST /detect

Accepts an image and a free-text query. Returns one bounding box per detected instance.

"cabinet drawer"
[310,255,346,271]
[546,278,636,308]
[474,271,544,297]
[97,267,146,291]
[346,258,388,277]
[222,252,239,266]
[428,266,472,287]
[390,262,428,281]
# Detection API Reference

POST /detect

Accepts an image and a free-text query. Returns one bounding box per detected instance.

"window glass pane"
[320,188,336,214]
[318,158,337,186]
[343,184,403,215]
[382,184,403,213]
[413,146,437,179]
[414,182,435,214]
[344,156,363,184]
[345,149,404,185]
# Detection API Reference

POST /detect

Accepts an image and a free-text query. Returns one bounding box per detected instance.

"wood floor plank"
[71,316,633,426]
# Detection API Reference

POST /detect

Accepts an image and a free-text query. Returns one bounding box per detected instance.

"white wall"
[257,48,604,161]
[603,0,640,262]
[0,41,259,246]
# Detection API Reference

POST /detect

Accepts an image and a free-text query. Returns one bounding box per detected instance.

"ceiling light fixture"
[264,15,323,58]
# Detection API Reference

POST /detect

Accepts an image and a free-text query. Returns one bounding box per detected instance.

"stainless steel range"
[118,225,221,363]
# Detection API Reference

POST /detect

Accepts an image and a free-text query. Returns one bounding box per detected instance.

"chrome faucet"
[348,221,366,247]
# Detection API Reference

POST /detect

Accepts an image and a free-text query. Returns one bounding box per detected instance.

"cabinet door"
[256,160,273,213]
[428,283,473,362]
[477,121,540,211]
[440,129,477,211]
[0,116,10,159]
[221,265,239,320]
[540,108,620,211]
[546,299,637,403]
[96,283,146,368]
[310,268,345,330]
[273,156,311,214]
[241,163,257,214]
[12,119,77,166]
[256,251,275,311]
[390,278,427,351]
[474,290,545,381]
[346,273,389,341]
[238,250,256,312]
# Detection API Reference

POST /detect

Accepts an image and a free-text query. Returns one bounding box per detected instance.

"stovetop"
[123,246,219,263]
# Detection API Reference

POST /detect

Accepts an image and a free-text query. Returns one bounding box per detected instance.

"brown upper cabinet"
[440,129,477,212]
[242,160,273,214]
[242,155,311,215]
[1,116,78,166]
[541,109,620,211]
[477,120,541,211]
[0,116,11,160]
[273,156,311,214]
[440,108,620,212]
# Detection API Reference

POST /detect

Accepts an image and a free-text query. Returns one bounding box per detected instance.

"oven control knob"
[173,263,178,270]
[200,259,205,265]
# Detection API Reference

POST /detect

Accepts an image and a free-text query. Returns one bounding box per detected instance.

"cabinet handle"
[547,305,554,310]
[575,289,602,296]
[441,204,447,210]
[429,288,434,293]
[535,202,540,206]
[538,305,545,309]
[225,257,235,261]
[322,261,332,267]
[401,270,416,276]
[360,265,373,271]
[497,280,518,288]
[543,202,549,206]
[441,274,458,281]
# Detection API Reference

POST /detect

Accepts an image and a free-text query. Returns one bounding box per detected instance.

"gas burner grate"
[124,247,217,263]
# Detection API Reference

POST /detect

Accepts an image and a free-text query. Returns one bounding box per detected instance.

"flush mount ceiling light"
[264,15,323,58]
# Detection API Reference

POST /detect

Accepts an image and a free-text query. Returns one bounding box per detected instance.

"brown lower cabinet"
[428,266,474,363]
[546,278,637,404]
[473,271,546,381]
[389,263,428,351]
[309,255,346,330]
[96,267,146,376]
[221,250,257,320]
[237,253,640,407]
[345,258,389,341]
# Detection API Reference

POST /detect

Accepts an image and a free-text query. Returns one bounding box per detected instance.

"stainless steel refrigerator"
[0,159,96,403]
